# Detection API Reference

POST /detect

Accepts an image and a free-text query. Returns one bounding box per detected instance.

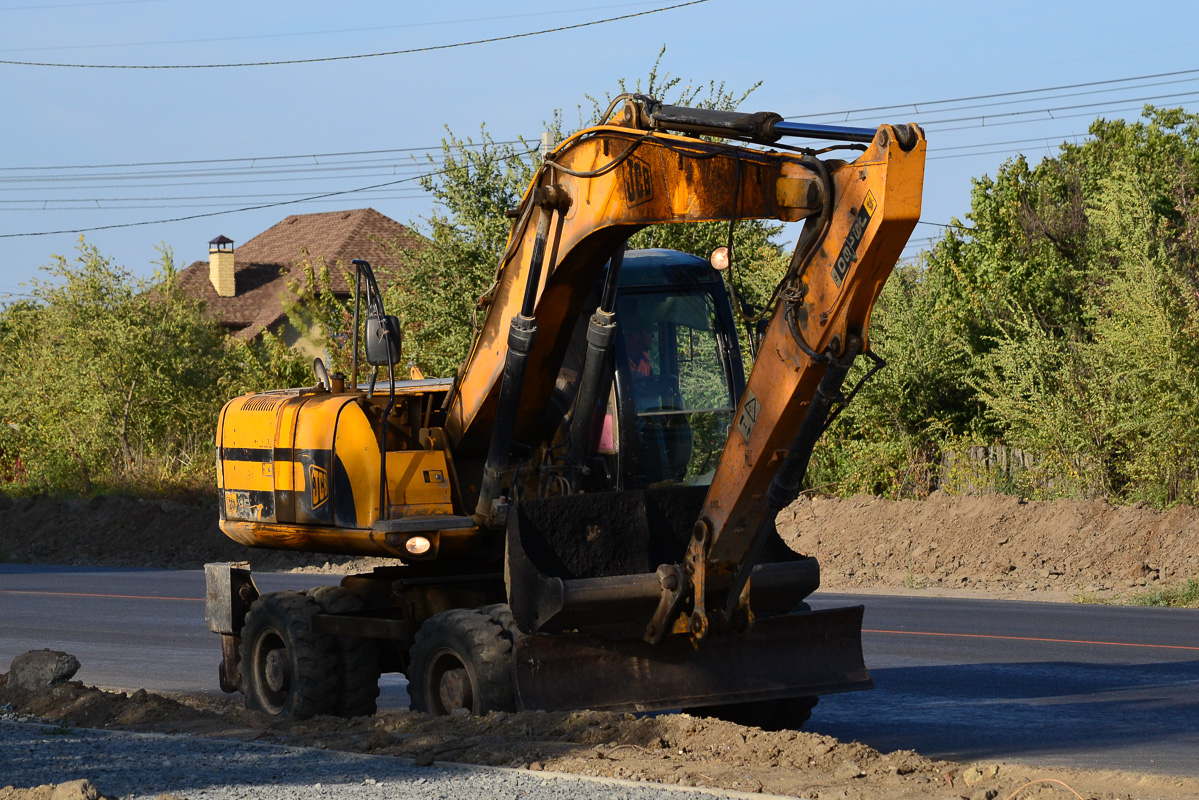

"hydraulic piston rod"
[643,103,879,145]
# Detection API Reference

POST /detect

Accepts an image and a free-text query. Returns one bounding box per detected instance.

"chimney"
[208,235,235,297]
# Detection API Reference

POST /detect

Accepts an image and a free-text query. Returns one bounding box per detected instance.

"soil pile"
[3,490,1197,600]
[0,780,110,800]
[1,675,1172,800]
[779,491,1199,597]
[0,493,377,572]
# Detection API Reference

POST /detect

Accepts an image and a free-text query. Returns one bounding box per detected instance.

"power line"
[914,88,1199,128]
[791,66,1199,122]
[0,0,167,10]
[0,169,447,238]
[0,141,521,172]
[0,1,712,69]
[0,3,664,53]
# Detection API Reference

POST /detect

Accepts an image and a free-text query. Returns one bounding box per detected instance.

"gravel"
[1,721,749,800]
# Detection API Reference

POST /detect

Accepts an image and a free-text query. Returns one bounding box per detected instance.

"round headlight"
[405,535,432,555]
[709,246,730,271]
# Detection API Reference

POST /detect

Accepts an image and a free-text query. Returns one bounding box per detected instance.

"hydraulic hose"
[566,244,626,474]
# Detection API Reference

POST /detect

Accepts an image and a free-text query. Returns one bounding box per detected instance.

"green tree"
[0,240,238,492]
[0,238,308,496]
[816,106,1199,505]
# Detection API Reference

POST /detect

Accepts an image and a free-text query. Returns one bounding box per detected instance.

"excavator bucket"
[513,605,872,713]
[505,488,872,713]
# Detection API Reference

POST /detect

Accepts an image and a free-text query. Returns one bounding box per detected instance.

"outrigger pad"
[513,605,872,713]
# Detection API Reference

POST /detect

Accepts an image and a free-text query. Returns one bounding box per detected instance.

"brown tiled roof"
[178,208,422,339]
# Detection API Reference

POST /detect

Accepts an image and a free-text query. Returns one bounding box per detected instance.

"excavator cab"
[609,251,744,489]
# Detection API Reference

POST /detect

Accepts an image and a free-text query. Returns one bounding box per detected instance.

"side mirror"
[365,315,401,367]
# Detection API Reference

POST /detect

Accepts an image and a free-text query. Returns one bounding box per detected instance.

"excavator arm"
[446,97,924,630]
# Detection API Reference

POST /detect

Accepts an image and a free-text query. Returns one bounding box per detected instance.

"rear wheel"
[240,591,337,719]
[407,608,516,715]
[307,586,381,718]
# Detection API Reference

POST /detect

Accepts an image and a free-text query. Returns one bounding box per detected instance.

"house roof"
[179,208,422,339]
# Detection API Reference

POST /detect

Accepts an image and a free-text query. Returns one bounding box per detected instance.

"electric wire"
[0,1,712,69]
[6,68,1198,236]
[791,66,1199,122]
[0,2,667,53]
[0,141,521,172]
[0,167,454,238]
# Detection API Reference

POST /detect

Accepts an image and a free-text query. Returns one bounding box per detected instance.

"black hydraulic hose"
[474,195,564,524]
[721,336,862,619]
[566,244,626,472]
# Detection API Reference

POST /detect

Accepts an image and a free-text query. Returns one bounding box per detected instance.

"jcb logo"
[624,156,653,208]
[310,465,329,508]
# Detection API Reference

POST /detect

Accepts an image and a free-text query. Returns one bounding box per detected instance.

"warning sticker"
[736,388,761,443]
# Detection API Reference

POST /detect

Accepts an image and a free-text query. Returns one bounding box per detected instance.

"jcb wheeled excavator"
[205,94,925,724]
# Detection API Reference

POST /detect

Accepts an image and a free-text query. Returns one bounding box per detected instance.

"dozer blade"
[513,605,871,713]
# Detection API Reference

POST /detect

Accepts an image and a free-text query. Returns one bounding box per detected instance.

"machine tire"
[407,608,516,715]
[479,603,522,641]
[240,591,337,720]
[688,695,818,731]
[307,586,381,718]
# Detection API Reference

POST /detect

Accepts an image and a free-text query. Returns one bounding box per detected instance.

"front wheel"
[240,591,337,719]
[407,608,516,715]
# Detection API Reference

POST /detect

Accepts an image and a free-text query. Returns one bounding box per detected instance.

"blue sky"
[3,0,1199,299]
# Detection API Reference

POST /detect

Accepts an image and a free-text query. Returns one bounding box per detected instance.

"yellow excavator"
[205,93,925,724]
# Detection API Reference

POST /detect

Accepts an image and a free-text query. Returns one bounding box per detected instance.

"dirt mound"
[779,491,1199,597]
[0,493,377,572]
[5,675,1189,799]
[3,490,1197,598]
[0,780,109,800]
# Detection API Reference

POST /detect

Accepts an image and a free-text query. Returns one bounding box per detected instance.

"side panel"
[219,394,288,523]
[331,401,381,528]
[290,395,354,526]
[272,395,306,524]
[385,450,454,516]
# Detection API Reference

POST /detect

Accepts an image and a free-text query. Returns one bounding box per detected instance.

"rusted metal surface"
[513,606,871,713]
[218,633,241,693]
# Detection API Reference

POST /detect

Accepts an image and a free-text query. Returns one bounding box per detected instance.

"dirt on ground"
[2,489,1197,601]
[776,491,1199,601]
[3,675,1193,800]
[0,492,386,573]
[4,491,1199,797]
[0,779,112,800]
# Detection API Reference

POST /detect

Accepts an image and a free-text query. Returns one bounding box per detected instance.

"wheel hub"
[264,648,289,693]
[438,667,473,711]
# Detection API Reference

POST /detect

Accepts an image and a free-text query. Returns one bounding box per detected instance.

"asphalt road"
[3,564,1197,776]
